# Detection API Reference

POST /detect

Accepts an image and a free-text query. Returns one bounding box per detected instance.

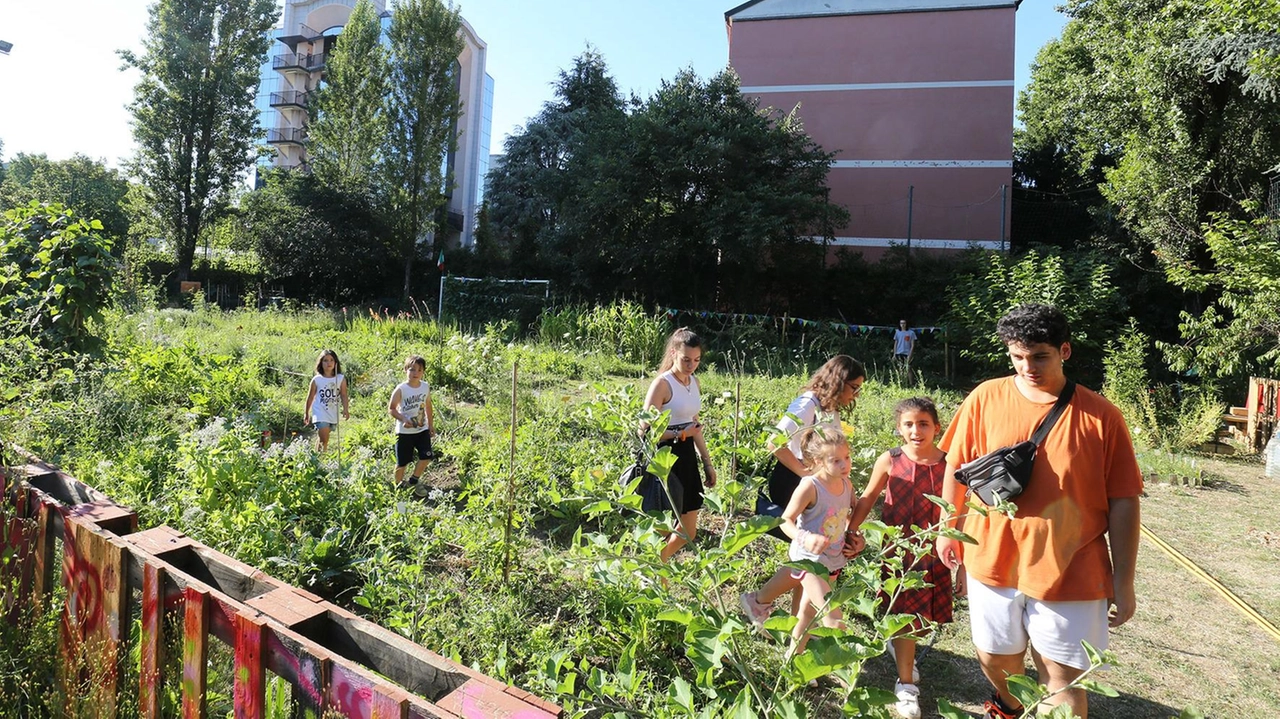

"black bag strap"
[1029,381,1076,447]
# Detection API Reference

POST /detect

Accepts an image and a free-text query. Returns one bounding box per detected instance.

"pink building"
[725,0,1017,260]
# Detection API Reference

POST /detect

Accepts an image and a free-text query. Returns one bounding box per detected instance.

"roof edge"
[726,0,1017,21]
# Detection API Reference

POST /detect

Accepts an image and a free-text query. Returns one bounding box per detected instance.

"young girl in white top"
[304,349,350,452]
[642,328,717,562]
[741,425,853,657]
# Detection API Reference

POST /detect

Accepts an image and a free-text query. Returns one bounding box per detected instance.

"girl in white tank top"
[642,328,717,564]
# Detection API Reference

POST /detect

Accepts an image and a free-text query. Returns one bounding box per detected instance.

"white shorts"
[968,578,1109,671]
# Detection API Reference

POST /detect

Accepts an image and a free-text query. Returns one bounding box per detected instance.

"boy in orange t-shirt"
[936,304,1142,719]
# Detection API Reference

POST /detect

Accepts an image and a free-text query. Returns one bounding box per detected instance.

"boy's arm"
[304,379,317,420]
[1107,495,1141,627]
[849,452,891,531]
[387,388,405,423]
[425,394,435,435]
[935,460,968,569]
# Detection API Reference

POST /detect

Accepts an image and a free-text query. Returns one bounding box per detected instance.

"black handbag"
[955,381,1075,506]
[620,451,681,514]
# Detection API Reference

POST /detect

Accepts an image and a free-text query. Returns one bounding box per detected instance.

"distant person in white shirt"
[893,320,917,370]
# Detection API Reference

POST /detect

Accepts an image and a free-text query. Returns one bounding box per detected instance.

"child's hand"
[842,532,865,557]
[342,409,350,420]
[802,530,829,554]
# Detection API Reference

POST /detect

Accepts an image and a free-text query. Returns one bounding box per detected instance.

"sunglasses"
[845,381,863,395]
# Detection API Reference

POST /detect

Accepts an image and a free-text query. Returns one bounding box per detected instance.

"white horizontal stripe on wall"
[830,159,1012,169]
[741,80,1014,94]
[812,236,1006,250]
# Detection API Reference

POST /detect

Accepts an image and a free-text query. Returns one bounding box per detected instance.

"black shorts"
[659,436,704,515]
[395,431,433,467]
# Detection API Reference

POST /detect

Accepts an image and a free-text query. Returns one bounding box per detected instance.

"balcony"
[269,90,309,109]
[266,128,307,146]
[277,24,321,51]
[272,52,327,73]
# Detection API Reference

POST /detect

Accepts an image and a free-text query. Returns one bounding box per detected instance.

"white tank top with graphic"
[394,381,430,435]
[310,374,344,424]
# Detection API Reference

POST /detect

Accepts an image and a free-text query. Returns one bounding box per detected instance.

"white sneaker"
[885,641,920,683]
[894,681,921,719]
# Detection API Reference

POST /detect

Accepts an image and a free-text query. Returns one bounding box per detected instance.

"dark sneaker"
[413,483,430,499]
[982,695,1022,719]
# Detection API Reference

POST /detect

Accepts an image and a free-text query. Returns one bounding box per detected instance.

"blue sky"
[0,1,1065,167]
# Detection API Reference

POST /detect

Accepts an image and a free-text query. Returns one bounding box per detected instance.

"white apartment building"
[255,0,494,248]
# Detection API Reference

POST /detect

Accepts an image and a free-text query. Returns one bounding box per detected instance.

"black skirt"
[659,436,704,515]
[757,459,803,541]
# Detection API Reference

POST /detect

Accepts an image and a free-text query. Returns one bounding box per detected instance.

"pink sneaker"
[739,592,770,633]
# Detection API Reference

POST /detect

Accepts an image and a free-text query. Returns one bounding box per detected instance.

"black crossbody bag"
[955,381,1076,506]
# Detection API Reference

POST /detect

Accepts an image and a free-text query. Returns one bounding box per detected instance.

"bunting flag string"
[660,307,943,335]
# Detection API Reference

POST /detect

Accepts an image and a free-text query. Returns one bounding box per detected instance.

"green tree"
[1015,0,1280,265]
[623,69,844,308]
[0,154,130,241]
[1160,203,1280,378]
[945,246,1124,383]
[307,0,389,193]
[485,49,629,290]
[120,0,277,283]
[238,170,395,302]
[381,0,463,303]
[484,53,846,309]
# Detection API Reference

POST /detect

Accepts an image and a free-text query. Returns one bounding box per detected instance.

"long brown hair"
[314,349,342,377]
[657,327,703,374]
[804,355,866,411]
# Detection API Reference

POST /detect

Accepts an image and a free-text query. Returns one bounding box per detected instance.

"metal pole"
[437,274,445,321]
[502,360,518,585]
[906,185,914,250]
[1000,184,1008,252]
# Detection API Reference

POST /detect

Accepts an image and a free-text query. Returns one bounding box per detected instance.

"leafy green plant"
[0,201,116,351]
[1104,320,1224,452]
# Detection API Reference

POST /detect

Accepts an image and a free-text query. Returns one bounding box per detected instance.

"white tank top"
[394,381,431,434]
[310,373,344,424]
[660,371,700,427]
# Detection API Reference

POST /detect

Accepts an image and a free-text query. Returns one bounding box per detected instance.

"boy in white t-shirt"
[387,355,435,496]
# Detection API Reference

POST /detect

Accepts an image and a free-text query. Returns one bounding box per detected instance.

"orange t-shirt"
[939,377,1143,601]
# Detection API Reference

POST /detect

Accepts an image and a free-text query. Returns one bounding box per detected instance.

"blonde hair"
[799,423,848,468]
[657,327,703,374]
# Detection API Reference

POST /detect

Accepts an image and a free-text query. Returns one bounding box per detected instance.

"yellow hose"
[1140,524,1280,643]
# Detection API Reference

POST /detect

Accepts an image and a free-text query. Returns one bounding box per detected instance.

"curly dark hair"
[804,355,866,411]
[996,304,1069,347]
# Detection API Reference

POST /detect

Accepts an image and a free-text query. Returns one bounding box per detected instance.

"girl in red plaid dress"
[849,397,951,719]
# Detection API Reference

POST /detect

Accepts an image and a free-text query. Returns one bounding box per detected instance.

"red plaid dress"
[880,447,953,628]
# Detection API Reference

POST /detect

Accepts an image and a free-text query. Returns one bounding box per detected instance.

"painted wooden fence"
[1,447,561,719]
[1246,376,1280,452]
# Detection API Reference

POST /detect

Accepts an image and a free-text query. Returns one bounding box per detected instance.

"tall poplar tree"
[308,0,388,193]
[121,0,276,282]
[382,0,463,302]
